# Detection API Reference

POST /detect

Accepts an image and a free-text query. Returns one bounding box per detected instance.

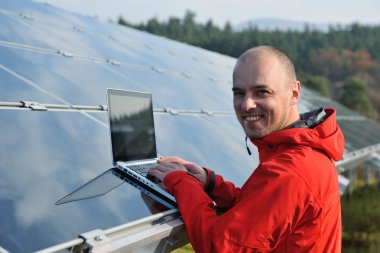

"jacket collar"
[250,108,344,162]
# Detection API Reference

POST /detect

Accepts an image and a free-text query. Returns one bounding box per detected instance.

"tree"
[303,75,330,97]
[309,48,343,81]
[339,77,378,118]
[118,16,131,27]
[182,10,197,42]
[342,49,373,74]
[167,17,182,38]
[146,18,163,34]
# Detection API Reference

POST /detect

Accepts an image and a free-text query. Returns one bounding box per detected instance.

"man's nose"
[241,95,256,111]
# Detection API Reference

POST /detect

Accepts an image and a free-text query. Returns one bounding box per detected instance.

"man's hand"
[148,162,187,183]
[148,157,208,187]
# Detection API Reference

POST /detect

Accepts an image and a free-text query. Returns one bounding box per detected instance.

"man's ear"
[290,81,301,105]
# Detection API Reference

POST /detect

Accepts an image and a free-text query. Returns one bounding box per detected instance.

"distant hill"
[234,18,333,32]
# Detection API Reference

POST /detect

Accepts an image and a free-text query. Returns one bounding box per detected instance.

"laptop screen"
[107,89,157,163]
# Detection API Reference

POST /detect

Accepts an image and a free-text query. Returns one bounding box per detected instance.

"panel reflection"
[0,110,159,252]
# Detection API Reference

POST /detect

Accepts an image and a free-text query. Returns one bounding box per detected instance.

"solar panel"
[1,0,380,251]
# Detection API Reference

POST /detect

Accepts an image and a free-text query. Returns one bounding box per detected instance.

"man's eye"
[257,90,269,95]
[233,92,244,97]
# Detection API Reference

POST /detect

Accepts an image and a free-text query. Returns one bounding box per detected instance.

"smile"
[244,115,263,122]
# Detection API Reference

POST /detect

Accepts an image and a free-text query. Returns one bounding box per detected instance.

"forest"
[119,11,380,120]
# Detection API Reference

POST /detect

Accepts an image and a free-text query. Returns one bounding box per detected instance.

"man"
[149,46,344,252]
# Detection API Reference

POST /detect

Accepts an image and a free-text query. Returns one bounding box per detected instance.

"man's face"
[232,55,298,139]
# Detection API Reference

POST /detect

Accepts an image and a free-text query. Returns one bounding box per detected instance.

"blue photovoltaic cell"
[0,64,65,103]
[0,10,61,51]
[0,47,132,106]
[338,119,380,151]
[0,46,235,111]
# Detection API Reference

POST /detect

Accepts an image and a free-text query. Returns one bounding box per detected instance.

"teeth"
[245,115,261,121]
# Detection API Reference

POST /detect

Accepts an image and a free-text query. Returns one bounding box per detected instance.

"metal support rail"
[1,101,374,118]
[337,143,380,169]
[0,101,108,112]
[336,115,368,121]
[0,39,229,85]
[0,101,235,116]
[34,209,186,253]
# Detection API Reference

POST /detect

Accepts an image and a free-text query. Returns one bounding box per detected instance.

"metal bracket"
[180,72,191,78]
[77,229,111,252]
[108,35,120,42]
[151,67,164,73]
[164,108,179,115]
[201,110,214,116]
[57,50,74,58]
[73,26,85,33]
[208,77,217,82]
[19,13,34,20]
[106,59,121,66]
[144,44,153,50]
[20,101,47,111]
[99,105,108,111]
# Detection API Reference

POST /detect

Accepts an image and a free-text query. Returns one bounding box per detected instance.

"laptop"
[55,89,176,208]
[106,89,176,205]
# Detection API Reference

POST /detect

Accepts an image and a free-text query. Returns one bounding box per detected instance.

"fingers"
[155,163,184,172]
[148,168,166,182]
[185,163,203,174]
[158,157,205,179]
[158,156,187,165]
[159,157,198,171]
[148,162,187,182]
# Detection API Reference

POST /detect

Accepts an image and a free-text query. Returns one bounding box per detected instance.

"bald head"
[233,46,297,85]
[232,45,301,138]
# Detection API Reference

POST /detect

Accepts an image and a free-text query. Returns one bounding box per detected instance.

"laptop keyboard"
[128,163,158,178]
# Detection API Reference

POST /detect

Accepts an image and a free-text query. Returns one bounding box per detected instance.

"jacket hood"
[251,108,345,161]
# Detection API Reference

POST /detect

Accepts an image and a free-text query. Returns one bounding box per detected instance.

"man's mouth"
[244,115,263,122]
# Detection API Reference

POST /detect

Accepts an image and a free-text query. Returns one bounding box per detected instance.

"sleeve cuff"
[203,168,216,195]
[163,171,202,194]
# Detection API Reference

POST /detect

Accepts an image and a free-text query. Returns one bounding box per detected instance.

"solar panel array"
[1,0,380,252]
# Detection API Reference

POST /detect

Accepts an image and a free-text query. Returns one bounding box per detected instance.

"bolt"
[94,235,104,242]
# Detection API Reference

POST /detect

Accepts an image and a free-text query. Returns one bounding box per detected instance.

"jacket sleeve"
[204,168,241,209]
[164,167,312,253]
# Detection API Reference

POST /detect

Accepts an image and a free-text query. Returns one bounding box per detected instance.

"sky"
[37,0,380,28]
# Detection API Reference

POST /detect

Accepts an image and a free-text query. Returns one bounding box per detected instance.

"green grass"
[171,243,194,253]
[342,181,380,253]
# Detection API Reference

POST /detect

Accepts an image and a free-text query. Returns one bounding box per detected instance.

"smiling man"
[149,46,344,253]
[232,47,300,139]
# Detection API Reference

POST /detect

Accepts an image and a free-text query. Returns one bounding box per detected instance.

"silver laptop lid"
[107,89,157,164]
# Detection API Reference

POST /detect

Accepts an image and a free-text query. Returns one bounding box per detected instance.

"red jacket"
[164,108,344,253]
